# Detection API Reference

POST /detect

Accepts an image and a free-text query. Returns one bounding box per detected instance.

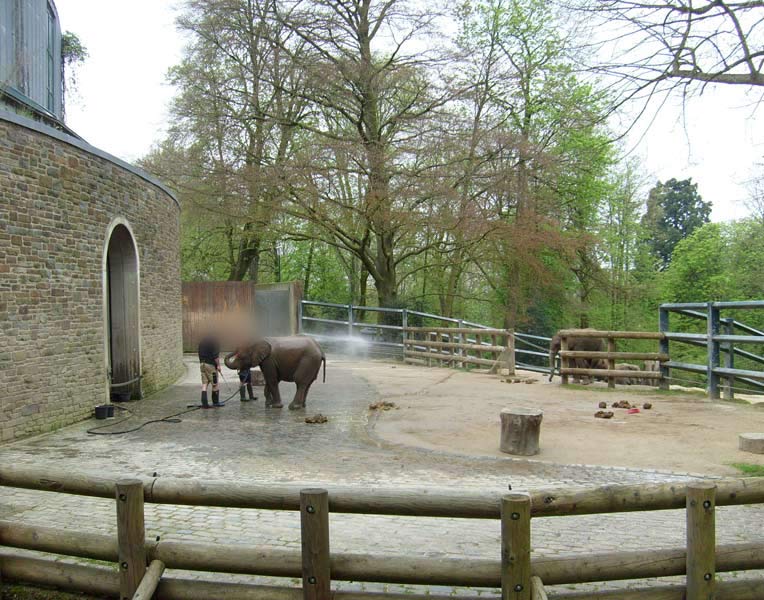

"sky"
[55,0,763,223]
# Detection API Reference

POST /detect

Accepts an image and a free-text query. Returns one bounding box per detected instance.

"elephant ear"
[251,340,272,366]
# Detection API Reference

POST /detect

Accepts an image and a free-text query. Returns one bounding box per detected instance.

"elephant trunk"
[224,351,238,370]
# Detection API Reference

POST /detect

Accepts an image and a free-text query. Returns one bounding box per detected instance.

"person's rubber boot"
[246,383,257,401]
[201,391,210,409]
[240,386,248,402]
[212,390,223,407]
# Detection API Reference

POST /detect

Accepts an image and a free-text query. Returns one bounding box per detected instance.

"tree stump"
[739,433,764,454]
[500,408,543,456]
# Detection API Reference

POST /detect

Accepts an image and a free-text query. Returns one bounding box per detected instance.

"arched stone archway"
[106,224,141,399]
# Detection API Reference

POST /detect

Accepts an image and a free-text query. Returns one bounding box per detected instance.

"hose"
[86,383,243,436]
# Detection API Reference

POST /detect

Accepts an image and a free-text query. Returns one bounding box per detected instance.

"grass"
[1,583,108,600]
[729,463,764,477]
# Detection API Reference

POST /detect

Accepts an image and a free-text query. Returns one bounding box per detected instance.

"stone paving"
[1,357,763,596]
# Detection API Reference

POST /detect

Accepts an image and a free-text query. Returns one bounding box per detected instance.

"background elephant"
[548,329,605,383]
[224,336,325,410]
[615,362,641,385]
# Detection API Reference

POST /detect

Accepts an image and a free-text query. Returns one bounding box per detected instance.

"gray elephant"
[224,336,325,410]
[615,362,640,385]
[548,329,605,383]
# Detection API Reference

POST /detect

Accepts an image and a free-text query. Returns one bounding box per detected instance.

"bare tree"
[151,0,310,281]
[563,1,764,104]
[274,0,461,307]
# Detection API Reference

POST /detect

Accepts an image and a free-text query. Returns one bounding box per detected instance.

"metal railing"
[660,301,764,399]
[299,301,551,371]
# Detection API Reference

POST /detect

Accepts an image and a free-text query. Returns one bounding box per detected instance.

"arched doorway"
[105,224,141,399]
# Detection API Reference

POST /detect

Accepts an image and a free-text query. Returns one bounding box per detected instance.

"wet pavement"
[1,356,762,596]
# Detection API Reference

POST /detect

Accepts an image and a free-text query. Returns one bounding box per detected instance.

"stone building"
[1,0,184,442]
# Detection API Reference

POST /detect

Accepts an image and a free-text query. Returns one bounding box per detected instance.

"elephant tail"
[322,354,326,383]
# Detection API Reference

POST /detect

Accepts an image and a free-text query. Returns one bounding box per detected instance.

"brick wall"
[0,115,184,442]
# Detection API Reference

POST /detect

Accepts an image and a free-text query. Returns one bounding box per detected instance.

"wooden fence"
[1,467,763,599]
[558,329,668,389]
[403,327,515,374]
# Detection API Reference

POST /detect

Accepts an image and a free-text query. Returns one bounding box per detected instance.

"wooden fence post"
[300,488,330,600]
[607,338,616,389]
[501,493,531,600]
[560,336,569,386]
[115,479,147,600]
[458,320,465,368]
[506,331,516,375]
[686,483,716,600]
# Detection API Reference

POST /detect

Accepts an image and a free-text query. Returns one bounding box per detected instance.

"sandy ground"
[356,362,764,477]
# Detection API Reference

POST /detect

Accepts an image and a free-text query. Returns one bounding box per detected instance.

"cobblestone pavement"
[1,357,762,596]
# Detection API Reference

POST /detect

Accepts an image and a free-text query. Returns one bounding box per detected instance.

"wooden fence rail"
[403,327,515,374]
[557,330,668,389]
[2,467,764,516]
[1,469,764,599]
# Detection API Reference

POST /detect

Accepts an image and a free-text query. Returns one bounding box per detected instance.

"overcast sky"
[55,0,763,223]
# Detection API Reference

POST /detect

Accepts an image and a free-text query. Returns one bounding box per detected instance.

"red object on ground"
[628,408,640,414]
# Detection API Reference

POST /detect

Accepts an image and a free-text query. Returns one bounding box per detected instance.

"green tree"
[641,178,711,271]
[662,223,730,302]
[60,31,88,119]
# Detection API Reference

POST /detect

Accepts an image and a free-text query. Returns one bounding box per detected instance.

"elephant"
[548,329,606,383]
[615,362,641,385]
[224,336,325,410]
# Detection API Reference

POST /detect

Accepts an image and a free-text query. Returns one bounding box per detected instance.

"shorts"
[238,369,252,384]
[200,363,218,385]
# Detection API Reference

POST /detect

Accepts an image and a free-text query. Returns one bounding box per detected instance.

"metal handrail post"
[347,304,354,337]
[707,302,721,399]
[659,307,670,390]
[723,318,735,400]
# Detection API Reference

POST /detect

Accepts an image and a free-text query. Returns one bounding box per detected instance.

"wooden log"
[0,550,501,600]
[1,523,763,587]
[2,468,764,519]
[686,483,716,600]
[0,550,120,597]
[7,548,761,600]
[739,433,764,454]
[530,576,548,600]
[403,339,506,353]
[403,327,510,335]
[117,479,148,600]
[557,330,665,340]
[550,579,764,600]
[560,336,569,386]
[561,351,669,361]
[500,408,543,456]
[501,494,531,600]
[132,559,165,600]
[404,349,501,367]
[0,519,118,561]
[301,488,331,600]
[607,338,616,389]
[560,368,662,379]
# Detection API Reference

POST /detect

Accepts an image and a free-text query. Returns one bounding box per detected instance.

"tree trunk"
[229,233,261,281]
[304,240,315,298]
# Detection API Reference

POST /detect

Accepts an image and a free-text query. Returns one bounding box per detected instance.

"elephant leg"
[268,382,283,408]
[288,382,312,410]
[264,384,274,407]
